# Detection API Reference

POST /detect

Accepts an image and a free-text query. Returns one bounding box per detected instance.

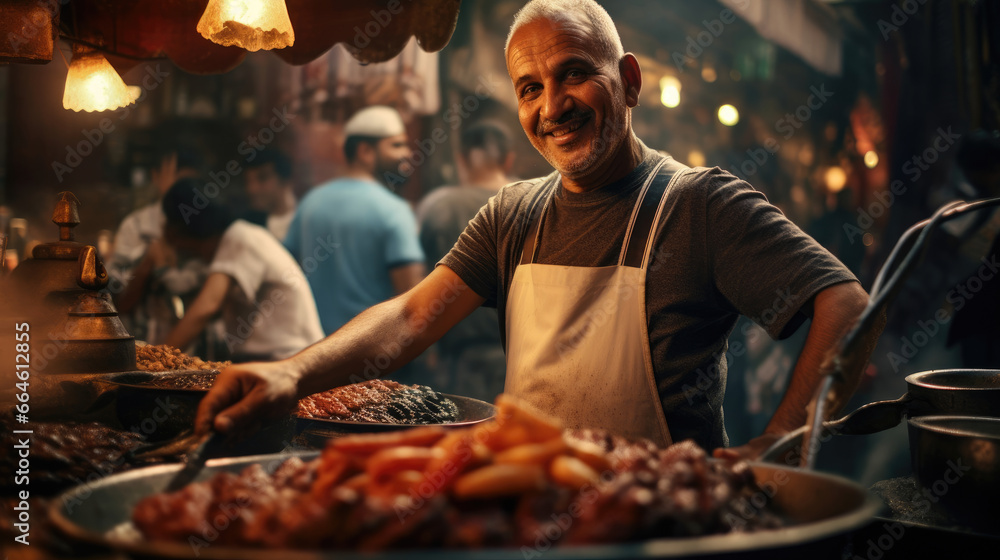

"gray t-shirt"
[440,146,857,449]
[418,186,504,353]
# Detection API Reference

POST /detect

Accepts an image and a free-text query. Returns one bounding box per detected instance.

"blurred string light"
[701,66,717,83]
[825,166,848,192]
[864,150,879,168]
[659,76,681,108]
[687,150,706,167]
[717,104,739,126]
[62,49,140,112]
[197,0,295,51]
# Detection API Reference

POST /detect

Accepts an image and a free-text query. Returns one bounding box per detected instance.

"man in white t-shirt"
[110,148,207,344]
[160,177,324,361]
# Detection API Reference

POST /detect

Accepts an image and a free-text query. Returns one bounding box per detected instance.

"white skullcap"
[344,105,406,138]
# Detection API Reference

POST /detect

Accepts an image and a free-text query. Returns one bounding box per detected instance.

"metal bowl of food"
[100,370,220,442]
[48,452,879,560]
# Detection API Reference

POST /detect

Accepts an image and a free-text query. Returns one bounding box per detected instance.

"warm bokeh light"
[797,144,815,167]
[825,166,848,192]
[62,52,140,112]
[864,150,879,168]
[687,150,706,167]
[701,66,717,83]
[659,76,681,108]
[718,104,739,126]
[790,184,807,205]
[197,0,295,51]
[863,233,874,247]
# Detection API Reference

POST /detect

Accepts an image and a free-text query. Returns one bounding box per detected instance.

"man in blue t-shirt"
[284,106,425,335]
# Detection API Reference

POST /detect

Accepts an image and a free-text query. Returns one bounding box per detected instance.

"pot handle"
[826,393,914,435]
[759,393,913,464]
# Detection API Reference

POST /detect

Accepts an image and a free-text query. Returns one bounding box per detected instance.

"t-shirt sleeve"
[210,226,266,301]
[439,192,501,304]
[700,168,858,339]
[384,202,425,267]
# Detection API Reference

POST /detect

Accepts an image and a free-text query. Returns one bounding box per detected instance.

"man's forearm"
[287,269,478,398]
[287,299,419,397]
[164,310,210,351]
[765,281,883,435]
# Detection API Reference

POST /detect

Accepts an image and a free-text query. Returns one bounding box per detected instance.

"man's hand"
[195,360,301,438]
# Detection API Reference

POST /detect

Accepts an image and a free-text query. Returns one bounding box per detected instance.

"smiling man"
[196,0,880,459]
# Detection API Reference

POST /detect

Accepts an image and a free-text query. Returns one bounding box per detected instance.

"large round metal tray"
[295,393,497,434]
[49,452,880,560]
[98,369,221,391]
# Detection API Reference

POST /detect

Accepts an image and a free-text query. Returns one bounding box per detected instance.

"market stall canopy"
[0,0,462,73]
[719,0,842,76]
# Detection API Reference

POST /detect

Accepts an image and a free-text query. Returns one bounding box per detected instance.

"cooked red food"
[132,396,782,550]
[135,344,230,373]
[297,379,459,424]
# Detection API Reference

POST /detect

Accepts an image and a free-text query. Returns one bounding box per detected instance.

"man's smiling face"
[506,16,632,183]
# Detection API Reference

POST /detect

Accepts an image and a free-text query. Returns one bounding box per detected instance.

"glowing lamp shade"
[197,0,295,51]
[62,53,140,112]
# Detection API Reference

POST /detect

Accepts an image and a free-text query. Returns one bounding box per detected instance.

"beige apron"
[505,159,689,447]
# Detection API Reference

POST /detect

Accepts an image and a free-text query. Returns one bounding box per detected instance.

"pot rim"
[905,369,1000,391]
[907,414,1000,439]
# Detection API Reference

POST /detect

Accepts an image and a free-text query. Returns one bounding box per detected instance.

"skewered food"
[297,379,459,424]
[132,396,783,550]
[0,415,145,494]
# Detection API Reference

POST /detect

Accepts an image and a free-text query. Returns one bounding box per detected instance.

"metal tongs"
[163,431,227,492]
[762,197,1000,468]
[129,429,228,492]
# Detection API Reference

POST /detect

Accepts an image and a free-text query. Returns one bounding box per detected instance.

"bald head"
[505,0,624,66]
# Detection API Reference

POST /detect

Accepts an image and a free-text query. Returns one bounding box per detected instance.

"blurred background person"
[945,130,1000,368]
[414,121,513,401]
[160,177,324,361]
[110,145,208,345]
[242,147,298,242]
[284,105,425,336]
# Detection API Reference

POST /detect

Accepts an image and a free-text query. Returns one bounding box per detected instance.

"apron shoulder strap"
[519,171,560,266]
[621,157,690,268]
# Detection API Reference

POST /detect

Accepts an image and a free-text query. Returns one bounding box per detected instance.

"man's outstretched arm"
[195,265,486,437]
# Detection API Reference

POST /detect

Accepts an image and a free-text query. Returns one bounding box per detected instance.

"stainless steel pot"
[907,415,1000,529]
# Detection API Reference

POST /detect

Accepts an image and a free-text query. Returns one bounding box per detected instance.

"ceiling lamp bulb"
[718,104,739,127]
[62,51,140,112]
[197,0,295,51]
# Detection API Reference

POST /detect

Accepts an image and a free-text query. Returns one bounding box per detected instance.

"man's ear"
[356,141,376,167]
[620,53,642,108]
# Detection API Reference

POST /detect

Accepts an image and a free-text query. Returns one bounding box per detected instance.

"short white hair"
[505,0,625,64]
